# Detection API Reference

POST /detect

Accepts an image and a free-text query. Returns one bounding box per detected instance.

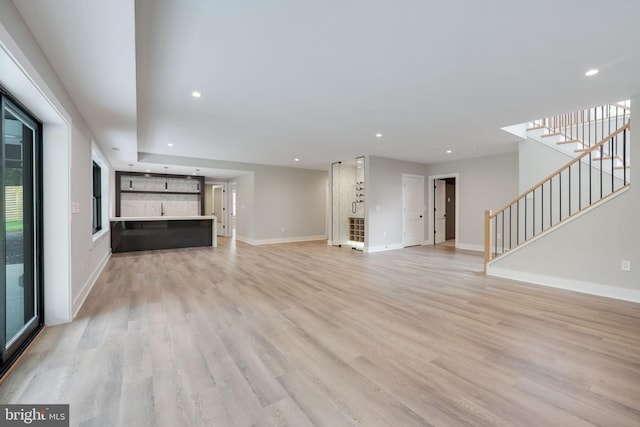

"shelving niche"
[349,217,365,243]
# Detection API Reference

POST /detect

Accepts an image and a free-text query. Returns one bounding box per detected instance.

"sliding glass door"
[1,93,43,375]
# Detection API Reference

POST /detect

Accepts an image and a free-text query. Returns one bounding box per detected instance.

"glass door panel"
[1,95,42,372]
[331,162,343,245]
[353,156,365,250]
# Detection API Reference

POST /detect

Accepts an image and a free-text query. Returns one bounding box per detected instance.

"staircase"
[527,103,630,179]
[484,104,631,272]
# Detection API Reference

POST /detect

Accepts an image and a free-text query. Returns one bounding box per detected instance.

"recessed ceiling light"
[294,158,300,162]
[375,133,382,138]
[446,150,452,154]
[585,69,599,77]
[192,91,202,98]
[168,143,173,147]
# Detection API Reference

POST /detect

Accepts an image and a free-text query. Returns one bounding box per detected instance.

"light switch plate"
[621,260,631,271]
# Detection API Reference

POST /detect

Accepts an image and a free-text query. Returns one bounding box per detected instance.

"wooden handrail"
[491,121,630,218]
[483,210,490,274]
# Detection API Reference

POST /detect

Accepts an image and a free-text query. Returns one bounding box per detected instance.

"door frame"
[402,173,425,247]
[0,93,44,376]
[427,173,459,246]
[205,181,229,236]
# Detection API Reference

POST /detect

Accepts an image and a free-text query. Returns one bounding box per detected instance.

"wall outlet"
[621,260,631,271]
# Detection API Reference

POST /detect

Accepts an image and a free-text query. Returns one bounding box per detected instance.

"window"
[91,143,109,242]
[92,161,102,234]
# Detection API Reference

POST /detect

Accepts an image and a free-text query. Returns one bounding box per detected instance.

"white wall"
[204,183,213,215]
[425,152,519,251]
[366,156,427,252]
[489,97,639,302]
[252,166,326,243]
[519,138,573,191]
[70,125,112,316]
[0,2,112,323]
[234,172,255,242]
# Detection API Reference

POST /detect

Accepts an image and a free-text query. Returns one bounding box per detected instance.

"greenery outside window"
[92,161,102,234]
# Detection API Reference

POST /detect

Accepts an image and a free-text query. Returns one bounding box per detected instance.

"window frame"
[92,160,102,234]
[91,142,109,243]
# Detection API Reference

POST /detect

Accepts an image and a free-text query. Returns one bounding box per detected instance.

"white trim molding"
[366,243,404,253]
[488,266,640,303]
[236,235,327,246]
[455,243,483,252]
[73,250,111,317]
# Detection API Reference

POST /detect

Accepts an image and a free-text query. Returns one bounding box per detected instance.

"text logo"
[0,405,68,426]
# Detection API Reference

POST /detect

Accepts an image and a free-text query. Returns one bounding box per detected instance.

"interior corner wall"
[425,151,519,251]
[70,126,111,316]
[204,183,213,216]
[518,138,575,192]
[1,2,111,324]
[489,96,640,301]
[366,156,427,251]
[234,173,255,243]
[252,166,327,243]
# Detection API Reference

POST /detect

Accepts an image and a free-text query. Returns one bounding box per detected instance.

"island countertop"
[110,215,215,222]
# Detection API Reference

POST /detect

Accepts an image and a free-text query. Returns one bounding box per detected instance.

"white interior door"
[435,179,446,244]
[403,174,424,247]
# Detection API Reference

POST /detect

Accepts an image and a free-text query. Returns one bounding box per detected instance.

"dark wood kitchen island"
[110,216,217,253]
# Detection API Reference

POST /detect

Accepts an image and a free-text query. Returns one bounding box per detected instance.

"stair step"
[614,165,630,170]
[592,155,620,161]
[557,139,581,145]
[527,126,547,131]
[541,132,563,138]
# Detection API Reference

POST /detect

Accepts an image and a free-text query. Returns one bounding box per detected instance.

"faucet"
[161,202,165,216]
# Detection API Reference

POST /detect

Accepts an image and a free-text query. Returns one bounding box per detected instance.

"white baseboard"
[237,235,327,246]
[73,250,111,318]
[366,243,404,253]
[455,243,483,252]
[488,266,640,303]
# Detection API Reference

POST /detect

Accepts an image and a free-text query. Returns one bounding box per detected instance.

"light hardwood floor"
[1,239,639,426]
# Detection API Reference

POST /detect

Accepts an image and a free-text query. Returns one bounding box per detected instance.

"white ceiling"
[12,0,640,177]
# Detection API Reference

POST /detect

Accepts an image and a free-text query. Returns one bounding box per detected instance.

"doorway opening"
[207,183,227,237]
[429,174,458,247]
[230,181,237,240]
